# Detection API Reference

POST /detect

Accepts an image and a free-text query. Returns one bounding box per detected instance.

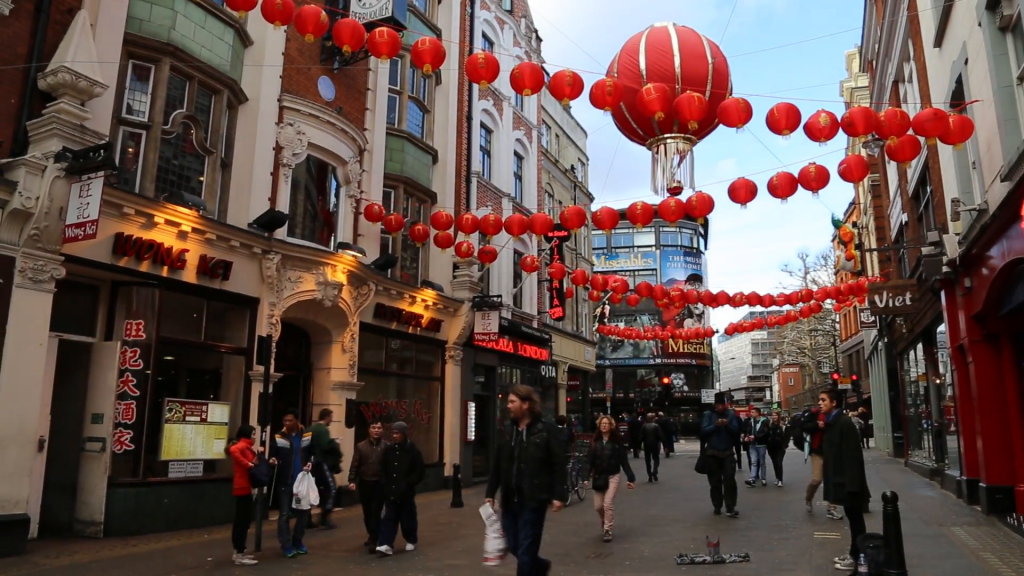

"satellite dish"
[317,76,336,102]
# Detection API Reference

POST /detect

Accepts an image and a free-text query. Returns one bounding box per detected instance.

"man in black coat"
[640,413,663,482]
[656,412,675,458]
[627,413,644,458]
[375,422,425,557]
[820,388,871,573]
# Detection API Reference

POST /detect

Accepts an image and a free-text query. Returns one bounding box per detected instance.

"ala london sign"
[866,279,921,316]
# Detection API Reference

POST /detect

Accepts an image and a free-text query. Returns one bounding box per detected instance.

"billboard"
[593,251,658,272]
[659,248,708,329]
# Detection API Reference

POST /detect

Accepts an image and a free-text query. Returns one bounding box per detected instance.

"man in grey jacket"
[700,393,740,518]
[348,419,389,553]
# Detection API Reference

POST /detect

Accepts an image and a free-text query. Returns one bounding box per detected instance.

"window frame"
[513,152,525,203]
[286,153,343,249]
[540,122,551,149]
[480,125,493,180]
[513,250,524,310]
[514,92,525,112]
[379,183,433,287]
[1006,7,1024,123]
[386,54,434,143]
[481,33,495,54]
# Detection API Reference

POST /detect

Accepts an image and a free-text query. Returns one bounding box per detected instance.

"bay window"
[287,155,341,248]
[386,55,434,142]
[379,185,432,286]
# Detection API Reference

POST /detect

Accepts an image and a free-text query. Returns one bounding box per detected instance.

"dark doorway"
[39,339,93,536]
[472,366,495,481]
[272,322,313,430]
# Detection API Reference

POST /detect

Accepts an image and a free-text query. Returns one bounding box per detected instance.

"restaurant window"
[287,154,341,249]
[386,56,434,142]
[480,125,493,180]
[379,185,432,286]
[113,53,236,218]
[356,330,443,463]
[513,250,524,310]
[409,0,432,17]
[553,132,560,156]
[513,152,524,202]
[501,0,512,12]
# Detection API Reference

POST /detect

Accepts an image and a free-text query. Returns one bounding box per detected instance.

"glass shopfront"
[901,322,949,469]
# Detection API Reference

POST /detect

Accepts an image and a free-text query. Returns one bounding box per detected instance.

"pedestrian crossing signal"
[831,371,841,382]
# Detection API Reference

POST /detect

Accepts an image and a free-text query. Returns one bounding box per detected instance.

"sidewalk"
[2,445,1022,575]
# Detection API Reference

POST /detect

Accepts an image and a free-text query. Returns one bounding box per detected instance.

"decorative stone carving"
[0,1,13,17]
[341,281,375,320]
[36,10,108,104]
[445,345,464,367]
[448,301,476,347]
[347,155,363,186]
[276,121,309,183]
[262,252,284,341]
[342,326,359,380]
[16,254,65,289]
[37,68,107,105]
[315,265,343,307]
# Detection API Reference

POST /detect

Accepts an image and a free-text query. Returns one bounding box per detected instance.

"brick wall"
[0,0,82,158]
[477,179,503,215]
[454,0,471,214]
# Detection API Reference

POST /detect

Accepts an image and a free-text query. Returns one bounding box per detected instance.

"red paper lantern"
[685,191,715,220]
[224,0,258,18]
[477,245,498,266]
[837,154,870,184]
[591,206,621,234]
[294,5,329,43]
[528,213,554,238]
[840,283,852,297]
[559,205,588,231]
[591,274,609,292]
[767,171,798,203]
[803,109,840,144]
[912,107,950,143]
[503,213,529,239]
[609,276,630,295]
[766,102,802,137]
[589,77,624,112]
[840,106,877,140]
[813,287,828,302]
[625,201,655,228]
[827,286,841,301]
[718,97,753,130]
[609,293,623,305]
[799,306,813,319]
[520,254,540,274]
[626,294,641,307]
[752,317,765,330]
[833,303,844,313]
[454,240,475,260]
[730,292,746,308]
[565,286,575,299]
[761,294,775,308]
[673,91,708,132]
[657,197,687,225]
[410,37,446,76]
[432,231,454,251]
[588,290,603,302]
[884,134,922,165]
[260,0,295,28]
[683,289,699,305]
[479,213,503,239]
[429,210,454,232]
[366,26,402,60]
[652,284,668,301]
[724,324,736,336]
[408,222,430,246]
[635,83,673,121]
[699,290,715,306]
[466,51,500,88]
[570,268,590,287]
[875,107,912,143]
[714,291,730,307]
[745,291,762,307]
[510,61,545,96]
[331,18,366,56]
[382,213,405,236]
[787,292,801,306]
[798,163,830,196]
[548,262,567,281]
[728,177,758,208]
[635,281,654,298]
[547,69,585,106]
[455,212,479,236]
[704,326,715,339]
[363,202,386,223]
[939,113,975,149]
[800,288,814,303]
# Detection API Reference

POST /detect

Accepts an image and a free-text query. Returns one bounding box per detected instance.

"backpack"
[248,453,273,489]
[788,413,806,451]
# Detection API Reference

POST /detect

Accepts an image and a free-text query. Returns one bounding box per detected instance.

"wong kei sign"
[866,279,921,316]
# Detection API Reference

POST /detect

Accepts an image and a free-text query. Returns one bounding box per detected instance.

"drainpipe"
[11,0,53,158]
[464,0,476,213]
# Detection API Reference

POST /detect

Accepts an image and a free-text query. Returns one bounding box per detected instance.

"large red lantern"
[559,205,587,232]
[570,269,590,287]
[503,213,529,239]
[766,102,802,137]
[432,231,454,251]
[609,276,630,295]
[294,5,329,43]
[626,201,655,228]
[520,255,540,274]
[635,281,654,298]
[225,0,258,18]
[548,262,567,281]
[591,206,621,235]
[761,294,775,308]
[728,177,758,208]
[657,197,687,225]
[673,91,708,132]
[382,213,405,236]
[939,113,975,149]
[454,240,475,260]
[652,284,668,302]
[260,0,295,28]
[715,290,730,307]
[606,23,731,197]
[837,154,870,184]
[408,222,430,246]
[588,290,603,303]
[840,106,877,140]
[429,210,454,232]
[528,213,554,238]
[730,292,746,308]
[410,37,446,76]
[455,213,479,236]
[547,69,585,107]
[798,163,830,196]
[366,27,402,60]
[589,77,624,112]
[803,109,840,144]
[591,274,609,292]
[564,286,575,300]
[477,245,498,266]
[718,97,753,130]
[363,202,386,223]
[510,61,545,96]
[875,107,912,143]
[912,107,950,143]
[766,171,798,203]
[479,213,503,239]
[466,51,500,88]
[685,191,715,221]
[331,18,366,56]
[626,294,641,307]
[885,134,922,165]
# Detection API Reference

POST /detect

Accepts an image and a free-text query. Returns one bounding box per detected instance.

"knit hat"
[391,421,409,436]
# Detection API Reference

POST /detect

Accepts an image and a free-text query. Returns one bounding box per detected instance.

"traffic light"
[850,373,861,392]
[661,376,671,386]
[830,371,841,384]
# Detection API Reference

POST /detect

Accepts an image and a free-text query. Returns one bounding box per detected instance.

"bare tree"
[774,248,840,388]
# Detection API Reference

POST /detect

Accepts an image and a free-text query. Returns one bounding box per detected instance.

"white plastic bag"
[292,470,320,510]
[479,503,506,566]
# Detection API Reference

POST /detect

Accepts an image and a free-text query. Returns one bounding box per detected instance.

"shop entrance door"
[272,322,313,429]
[472,367,495,481]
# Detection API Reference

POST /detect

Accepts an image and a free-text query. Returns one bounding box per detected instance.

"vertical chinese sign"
[63,174,104,244]
[110,285,158,479]
[543,225,569,322]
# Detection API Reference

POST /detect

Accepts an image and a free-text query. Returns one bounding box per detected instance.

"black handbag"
[694,445,710,475]
[249,453,273,488]
[592,474,610,492]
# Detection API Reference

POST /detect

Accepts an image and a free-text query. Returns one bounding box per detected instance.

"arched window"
[287,155,341,249]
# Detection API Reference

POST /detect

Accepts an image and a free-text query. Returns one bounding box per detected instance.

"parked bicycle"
[562,453,588,506]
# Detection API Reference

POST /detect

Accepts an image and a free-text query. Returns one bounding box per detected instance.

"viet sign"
[160,399,231,461]
[866,279,921,316]
[64,175,104,244]
[701,389,717,404]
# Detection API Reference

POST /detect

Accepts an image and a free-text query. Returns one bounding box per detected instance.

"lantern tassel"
[647,135,695,198]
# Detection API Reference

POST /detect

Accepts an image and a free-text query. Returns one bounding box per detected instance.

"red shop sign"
[476,335,551,361]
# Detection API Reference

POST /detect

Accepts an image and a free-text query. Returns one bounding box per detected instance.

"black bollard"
[882,491,908,576]
[451,463,465,508]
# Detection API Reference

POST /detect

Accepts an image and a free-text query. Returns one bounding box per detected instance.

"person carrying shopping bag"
[587,416,636,542]
[267,408,314,558]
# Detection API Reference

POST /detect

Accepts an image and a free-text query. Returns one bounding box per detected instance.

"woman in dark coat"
[766,411,788,487]
[588,416,636,543]
[821,389,871,571]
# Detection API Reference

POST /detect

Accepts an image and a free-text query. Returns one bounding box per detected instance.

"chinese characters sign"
[473,311,498,343]
[110,285,158,478]
[63,175,104,244]
[160,399,231,461]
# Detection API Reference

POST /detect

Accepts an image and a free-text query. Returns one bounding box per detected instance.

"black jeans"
[231,495,253,554]
[358,479,385,543]
[844,501,867,559]
[768,447,785,482]
[704,454,738,512]
[644,449,660,478]
[734,443,743,469]
[501,500,551,576]
[378,496,418,547]
[276,484,309,549]
[315,462,337,514]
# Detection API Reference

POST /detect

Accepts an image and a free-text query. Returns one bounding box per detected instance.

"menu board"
[160,399,231,461]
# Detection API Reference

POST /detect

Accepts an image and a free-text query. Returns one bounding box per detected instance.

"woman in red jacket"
[227,425,258,566]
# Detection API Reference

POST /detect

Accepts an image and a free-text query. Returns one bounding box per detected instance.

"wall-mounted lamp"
[335,241,366,258]
[248,209,289,235]
[369,253,398,274]
[862,137,884,157]
[421,279,445,293]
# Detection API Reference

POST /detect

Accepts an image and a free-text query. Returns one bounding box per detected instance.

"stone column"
[443,345,464,476]
[248,370,282,453]
[556,360,569,416]
[329,379,364,484]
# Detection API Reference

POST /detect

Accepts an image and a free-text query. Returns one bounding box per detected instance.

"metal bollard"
[451,463,465,508]
[882,491,908,576]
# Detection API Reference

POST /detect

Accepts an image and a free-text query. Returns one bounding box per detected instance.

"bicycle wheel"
[562,469,575,507]
[574,468,587,501]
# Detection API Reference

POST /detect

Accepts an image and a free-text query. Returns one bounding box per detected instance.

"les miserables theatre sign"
[110,232,234,281]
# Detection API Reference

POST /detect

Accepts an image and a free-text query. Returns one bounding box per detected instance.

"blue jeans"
[749,445,767,482]
[378,497,418,547]
[277,484,309,549]
[501,501,551,576]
